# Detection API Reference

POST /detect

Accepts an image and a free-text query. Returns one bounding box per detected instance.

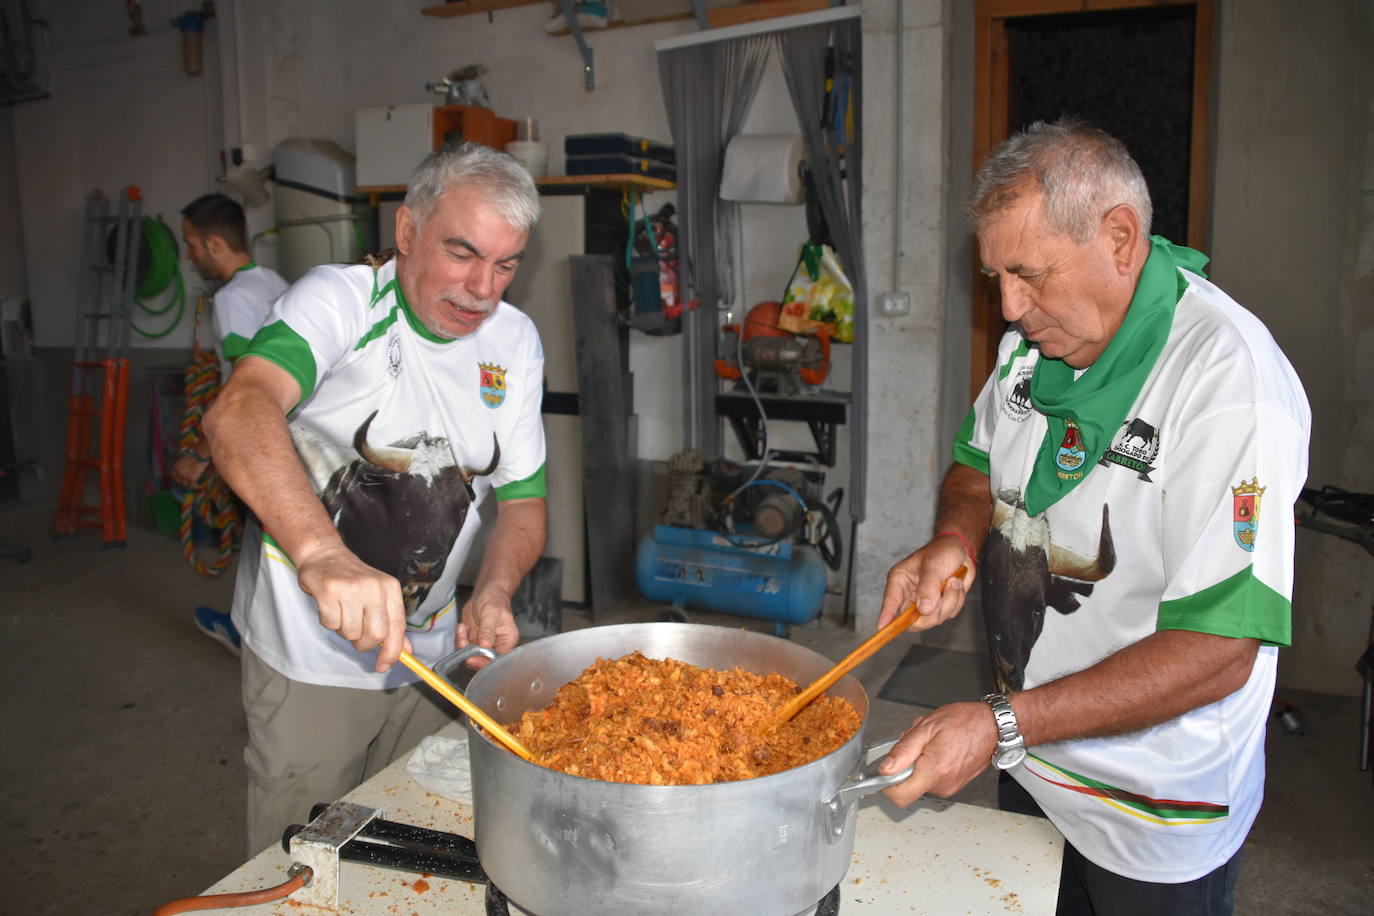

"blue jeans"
[998,772,1242,916]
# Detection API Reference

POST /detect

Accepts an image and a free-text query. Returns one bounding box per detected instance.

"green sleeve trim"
[494,463,547,501]
[220,332,252,364]
[1157,566,1291,647]
[243,319,318,407]
[950,406,990,475]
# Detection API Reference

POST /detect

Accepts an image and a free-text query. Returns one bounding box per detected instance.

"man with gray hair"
[205,142,546,854]
[874,120,1309,913]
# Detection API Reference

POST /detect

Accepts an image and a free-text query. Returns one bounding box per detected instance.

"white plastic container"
[505,140,549,179]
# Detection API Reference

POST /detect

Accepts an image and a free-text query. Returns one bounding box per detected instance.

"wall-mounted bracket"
[559,0,595,90]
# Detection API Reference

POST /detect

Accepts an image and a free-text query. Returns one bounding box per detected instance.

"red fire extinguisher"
[629,202,683,335]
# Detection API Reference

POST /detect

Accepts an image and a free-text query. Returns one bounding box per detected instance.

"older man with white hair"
[876,119,1309,915]
[205,142,547,855]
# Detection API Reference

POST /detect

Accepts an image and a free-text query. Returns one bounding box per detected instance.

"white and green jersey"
[955,246,1309,883]
[211,262,287,380]
[229,258,547,689]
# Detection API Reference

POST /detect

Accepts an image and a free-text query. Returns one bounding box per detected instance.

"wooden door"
[970,0,1214,395]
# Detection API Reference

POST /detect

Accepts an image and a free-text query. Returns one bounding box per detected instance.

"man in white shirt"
[875,120,1309,915]
[204,143,548,854]
[176,193,287,654]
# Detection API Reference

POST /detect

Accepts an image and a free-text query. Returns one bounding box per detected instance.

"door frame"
[969,0,1214,395]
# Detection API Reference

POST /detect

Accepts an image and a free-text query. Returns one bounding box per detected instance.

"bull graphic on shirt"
[981,489,1116,693]
[294,411,500,616]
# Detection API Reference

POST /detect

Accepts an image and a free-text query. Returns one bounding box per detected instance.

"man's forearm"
[472,498,547,600]
[934,463,993,557]
[1013,629,1261,746]
[204,381,343,565]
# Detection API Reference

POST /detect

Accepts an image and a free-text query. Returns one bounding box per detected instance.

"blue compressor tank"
[634,524,828,633]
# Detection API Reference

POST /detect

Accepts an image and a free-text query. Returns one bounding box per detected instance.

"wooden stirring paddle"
[772,565,969,726]
[397,650,537,763]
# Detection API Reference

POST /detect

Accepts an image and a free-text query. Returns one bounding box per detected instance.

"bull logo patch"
[1055,418,1087,479]
[1232,477,1266,551]
[1001,365,1034,422]
[1100,417,1159,482]
[479,362,507,408]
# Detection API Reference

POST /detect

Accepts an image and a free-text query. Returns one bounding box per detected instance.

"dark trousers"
[998,772,1242,916]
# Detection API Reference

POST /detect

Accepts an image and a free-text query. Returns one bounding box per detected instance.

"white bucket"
[505,140,549,179]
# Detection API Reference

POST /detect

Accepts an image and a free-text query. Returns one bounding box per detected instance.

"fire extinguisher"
[628,201,682,336]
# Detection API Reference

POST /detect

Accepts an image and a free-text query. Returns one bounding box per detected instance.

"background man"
[176,193,287,653]
[876,120,1309,915]
[204,142,547,855]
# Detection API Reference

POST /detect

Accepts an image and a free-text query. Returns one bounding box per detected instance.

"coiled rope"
[177,321,241,575]
[133,216,186,338]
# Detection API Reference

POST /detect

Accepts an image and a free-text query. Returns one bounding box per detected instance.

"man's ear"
[205,232,229,259]
[1102,204,1143,276]
[395,205,416,256]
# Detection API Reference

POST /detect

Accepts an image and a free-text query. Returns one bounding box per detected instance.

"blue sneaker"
[193,606,242,658]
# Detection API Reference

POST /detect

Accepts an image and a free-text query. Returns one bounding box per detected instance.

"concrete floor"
[2,511,1371,915]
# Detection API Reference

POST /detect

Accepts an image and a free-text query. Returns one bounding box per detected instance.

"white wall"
[12,3,224,350]
[1210,0,1373,695]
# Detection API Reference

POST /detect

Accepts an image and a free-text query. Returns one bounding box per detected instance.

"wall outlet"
[878,291,910,317]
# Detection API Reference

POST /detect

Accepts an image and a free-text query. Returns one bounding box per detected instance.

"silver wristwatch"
[982,693,1026,769]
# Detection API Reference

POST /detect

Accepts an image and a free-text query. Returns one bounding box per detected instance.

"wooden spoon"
[772,565,969,726]
[397,650,537,763]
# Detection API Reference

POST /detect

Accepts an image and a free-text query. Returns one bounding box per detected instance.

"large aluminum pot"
[437,623,909,916]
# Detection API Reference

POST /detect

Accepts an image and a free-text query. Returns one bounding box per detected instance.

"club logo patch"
[386,333,402,379]
[1055,418,1087,480]
[1232,477,1265,551]
[1099,417,1160,482]
[1001,365,1034,422]
[479,362,507,408]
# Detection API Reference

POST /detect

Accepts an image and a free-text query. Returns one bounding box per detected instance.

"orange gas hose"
[151,866,311,915]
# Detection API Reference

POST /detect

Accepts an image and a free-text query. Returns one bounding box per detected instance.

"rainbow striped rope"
[178,349,242,576]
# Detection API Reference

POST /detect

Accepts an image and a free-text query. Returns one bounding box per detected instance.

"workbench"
[194,721,1062,914]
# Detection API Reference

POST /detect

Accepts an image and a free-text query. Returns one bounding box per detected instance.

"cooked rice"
[508,651,861,785]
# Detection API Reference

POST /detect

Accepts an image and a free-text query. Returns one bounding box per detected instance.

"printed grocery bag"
[780,242,854,342]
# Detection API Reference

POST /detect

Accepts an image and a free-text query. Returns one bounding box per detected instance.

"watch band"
[982,693,1026,769]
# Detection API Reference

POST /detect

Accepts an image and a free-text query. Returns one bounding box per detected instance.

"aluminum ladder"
[55,187,142,545]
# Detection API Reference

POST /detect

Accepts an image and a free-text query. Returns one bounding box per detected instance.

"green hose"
[132,215,186,338]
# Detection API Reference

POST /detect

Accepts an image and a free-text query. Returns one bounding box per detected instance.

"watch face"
[997,745,1027,769]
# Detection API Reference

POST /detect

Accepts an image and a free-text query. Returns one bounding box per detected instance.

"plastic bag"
[779,242,854,342]
[405,733,473,804]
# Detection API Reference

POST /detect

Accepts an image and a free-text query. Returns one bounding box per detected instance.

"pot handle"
[824,737,914,817]
[430,645,498,691]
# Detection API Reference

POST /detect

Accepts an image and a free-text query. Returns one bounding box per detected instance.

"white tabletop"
[195,724,1062,915]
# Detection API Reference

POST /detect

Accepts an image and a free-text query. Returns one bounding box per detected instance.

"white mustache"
[443,295,496,315]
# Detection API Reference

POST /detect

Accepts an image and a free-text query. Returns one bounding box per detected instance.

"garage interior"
[1,1,1371,914]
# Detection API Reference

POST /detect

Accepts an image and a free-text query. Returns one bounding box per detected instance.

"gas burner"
[284,802,842,915]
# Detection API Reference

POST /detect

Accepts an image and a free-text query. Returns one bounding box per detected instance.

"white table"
[196,724,1062,914]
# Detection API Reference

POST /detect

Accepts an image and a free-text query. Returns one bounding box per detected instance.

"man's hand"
[878,536,975,631]
[456,588,521,669]
[295,542,411,673]
[171,452,210,488]
[877,701,1000,805]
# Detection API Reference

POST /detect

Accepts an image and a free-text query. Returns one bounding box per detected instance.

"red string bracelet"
[935,530,978,568]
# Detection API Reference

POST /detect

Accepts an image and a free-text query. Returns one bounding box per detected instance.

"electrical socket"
[878,291,910,317]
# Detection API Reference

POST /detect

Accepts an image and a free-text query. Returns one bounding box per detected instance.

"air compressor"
[635,450,843,636]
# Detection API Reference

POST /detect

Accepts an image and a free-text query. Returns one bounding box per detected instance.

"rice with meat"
[509,651,861,785]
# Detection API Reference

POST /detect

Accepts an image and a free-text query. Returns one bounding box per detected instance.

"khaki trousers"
[241,646,454,857]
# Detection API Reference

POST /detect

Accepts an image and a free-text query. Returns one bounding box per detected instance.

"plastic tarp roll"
[719,134,804,204]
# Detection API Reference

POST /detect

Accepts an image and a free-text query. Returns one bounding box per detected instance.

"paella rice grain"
[508,652,861,785]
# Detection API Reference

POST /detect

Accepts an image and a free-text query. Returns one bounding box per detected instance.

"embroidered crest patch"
[479,362,507,408]
[1232,477,1265,551]
[1099,416,1160,481]
[1055,418,1087,480]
